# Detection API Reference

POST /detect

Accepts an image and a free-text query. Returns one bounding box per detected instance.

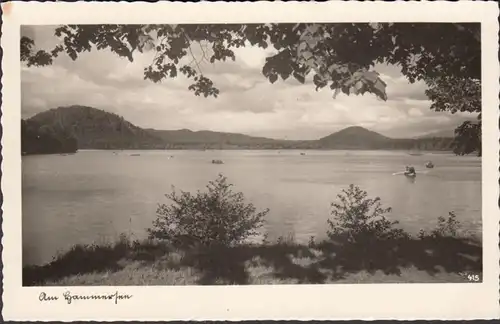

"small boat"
[212,159,224,164]
[425,161,434,168]
[404,166,417,178]
[300,152,306,156]
[130,153,140,156]
[404,171,417,178]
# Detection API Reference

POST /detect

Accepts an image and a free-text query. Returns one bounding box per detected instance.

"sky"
[21,25,475,140]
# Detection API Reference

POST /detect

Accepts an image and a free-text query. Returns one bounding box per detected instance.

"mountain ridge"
[24,106,455,152]
[417,129,456,139]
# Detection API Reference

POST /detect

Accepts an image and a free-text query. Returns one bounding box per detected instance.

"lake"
[22,150,482,266]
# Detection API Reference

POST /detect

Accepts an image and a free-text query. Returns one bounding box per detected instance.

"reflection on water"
[22,150,481,266]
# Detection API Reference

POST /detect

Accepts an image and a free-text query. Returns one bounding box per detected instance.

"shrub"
[308,235,316,248]
[262,233,270,245]
[275,233,296,246]
[434,211,461,236]
[148,174,269,248]
[419,211,462,239]
[327,184,408,243]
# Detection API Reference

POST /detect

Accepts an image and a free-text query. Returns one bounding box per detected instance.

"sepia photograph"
[2,1,499,321]
[21,21,483,286]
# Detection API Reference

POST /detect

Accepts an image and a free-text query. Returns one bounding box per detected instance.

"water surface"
[22,150,482,266]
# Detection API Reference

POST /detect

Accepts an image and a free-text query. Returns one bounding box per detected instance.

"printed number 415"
[466,273,480,282]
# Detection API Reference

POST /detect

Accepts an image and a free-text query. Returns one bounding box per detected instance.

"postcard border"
[2,1,499,321]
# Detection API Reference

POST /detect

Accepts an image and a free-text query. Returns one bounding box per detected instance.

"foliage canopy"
[22,23,481,155]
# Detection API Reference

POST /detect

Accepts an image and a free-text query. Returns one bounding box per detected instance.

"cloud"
[21,25,474,139]
[382,75,429,101]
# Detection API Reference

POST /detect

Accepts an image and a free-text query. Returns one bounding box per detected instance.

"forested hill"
[23,106,455,152]
[27,105,166,150]
[147,129,284,149]
[22,119,78,155]
[317,126,454,151]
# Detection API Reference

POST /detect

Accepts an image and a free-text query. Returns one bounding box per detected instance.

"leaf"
[297,41,308,53]
[352,80,365,94]
[293,71,306,84]
[371,78,388,101]
[300,50,313,62]
[362,70,380,83]
[269,73,278,84]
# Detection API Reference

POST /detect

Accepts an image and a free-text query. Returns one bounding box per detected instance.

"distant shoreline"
[23,107,461,156]
[57,148,456,153]
[20,148,468,158]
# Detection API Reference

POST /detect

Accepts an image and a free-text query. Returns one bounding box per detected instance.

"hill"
[21,119,78,155]
[27,106,166,150]
[316,126,454,151]
[417,129,456,139]
[147,129,285,149]
[23,106,455,152]
[319,126,392,149]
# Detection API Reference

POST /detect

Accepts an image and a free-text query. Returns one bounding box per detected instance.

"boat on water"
[404,166,417,177]
[300,152,306,156]
[130,153,141,156]
[425,161,434,168]
[212,159,224,164]
[404,171,417,178]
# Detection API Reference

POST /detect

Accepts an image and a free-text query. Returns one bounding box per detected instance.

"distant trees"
[23,106,457,151]
[25,106,166,150]
[21,119,78,155]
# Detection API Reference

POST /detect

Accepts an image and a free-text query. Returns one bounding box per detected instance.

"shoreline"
[23,231,482,286]
[23,148,463,155]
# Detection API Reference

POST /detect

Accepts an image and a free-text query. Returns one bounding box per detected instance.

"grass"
[23,233,482,286]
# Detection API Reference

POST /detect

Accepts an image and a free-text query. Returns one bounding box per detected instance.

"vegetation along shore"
[23,175,482,286]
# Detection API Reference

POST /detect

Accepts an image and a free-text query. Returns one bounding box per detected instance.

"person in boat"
[405,166,416,175]
[425,161,434,168]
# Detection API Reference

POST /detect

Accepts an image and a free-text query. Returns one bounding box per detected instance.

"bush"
[434,211,461,236]
[418,211,462,239]
[275,233,296,246]
[327,184,408,243]
[308,235,316,248]
[148,174,269,248]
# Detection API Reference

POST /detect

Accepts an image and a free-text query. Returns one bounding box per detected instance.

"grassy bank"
[24,176,481,285]
[23,233,482,286]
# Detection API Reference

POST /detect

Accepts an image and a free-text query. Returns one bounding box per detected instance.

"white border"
[2,1,499,321]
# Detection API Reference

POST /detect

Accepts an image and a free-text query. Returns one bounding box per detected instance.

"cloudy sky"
[21,25,474,139]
